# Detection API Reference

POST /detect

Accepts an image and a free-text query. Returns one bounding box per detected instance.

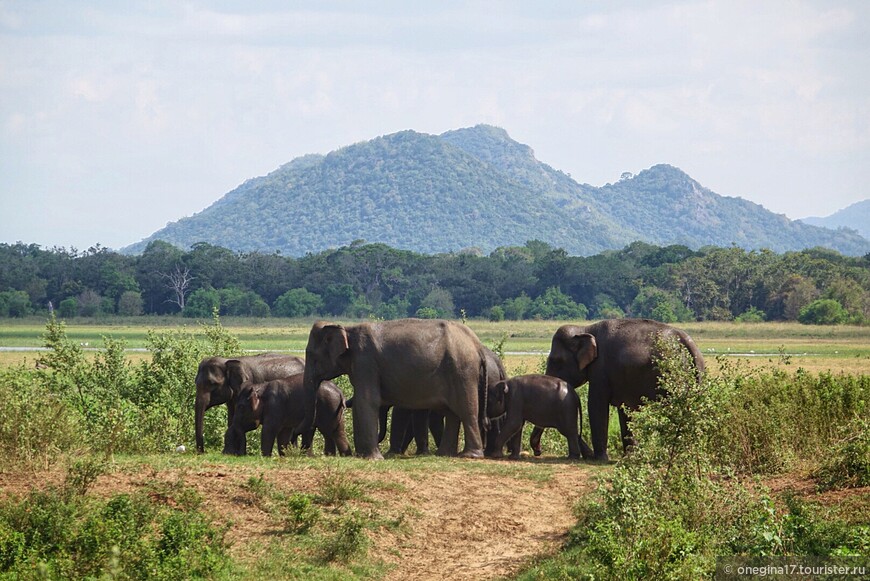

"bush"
[814,416,870,490]
[0,468,230,580]
[273,288,323,317]
[798,299,849,325]
[735,306,766,322]
[532,338,870,579]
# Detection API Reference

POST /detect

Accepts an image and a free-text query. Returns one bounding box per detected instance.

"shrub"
[273,288,323,317]
[798,299,849,325]
[0,465,230,580]
[735,306,766,322]
[813,416,870,490]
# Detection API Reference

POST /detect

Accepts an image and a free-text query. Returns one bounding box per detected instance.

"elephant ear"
[225,360,246,390]
[323,324,350,365]
[573,333,598,371]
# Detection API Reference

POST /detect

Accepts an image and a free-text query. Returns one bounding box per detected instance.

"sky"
[1,1,868,251]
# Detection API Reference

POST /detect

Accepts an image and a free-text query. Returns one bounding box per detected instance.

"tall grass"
[517,338,870,580]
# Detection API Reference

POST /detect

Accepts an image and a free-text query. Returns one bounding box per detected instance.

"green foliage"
[631,286,693,323]
[183,288,220,318]
[316,511,369,564]
[799,298,849,325]
[814,416,870,490]
[3,237,870,323]
[124,128,870,257]
[0,364,81,469]
[527,340,870,579]
[0,290,32,317]
[735,306,766,322]
[0,465,230,580]
[2,311,244,462]
[709,362,869,474]
[273,287,323,317]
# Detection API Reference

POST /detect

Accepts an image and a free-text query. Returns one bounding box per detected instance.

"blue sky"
[1,1,868,250]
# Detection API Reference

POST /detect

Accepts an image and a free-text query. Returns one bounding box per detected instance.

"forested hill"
[123,125,870,256]
[801,200,870,241]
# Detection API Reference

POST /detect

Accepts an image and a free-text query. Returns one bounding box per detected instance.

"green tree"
[273,288,323,318]
[77,289,105,317]
[631,286,693,323]
[419,287,455,318]
[117,291,143,316]
[183,288,221,318]
[528,287,588,320]
[798,299,849,325]
[0,290,32,317]
[58,297,79,318]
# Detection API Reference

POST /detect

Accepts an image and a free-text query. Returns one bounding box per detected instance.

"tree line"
[1,239,868,324]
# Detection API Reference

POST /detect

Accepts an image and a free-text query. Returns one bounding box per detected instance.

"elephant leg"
[277,428,292,457]
[492,415,524,459]
[378,405,390,444]
[529,426,544,457]
[261,424,277,457]
[454,381,484,459]
[429,411,444,448]
[437,411,461,456]
[323,434,336,456]
[389,407,413,455]
[222,428,243,456]
[351,391,384,460]
[579,436,594,460]
[300,428,315,452]
[508,427,523,460]
[618,407,636,453]
[588,388,611,462]
[412,409,430,454]
[331,424,353,457]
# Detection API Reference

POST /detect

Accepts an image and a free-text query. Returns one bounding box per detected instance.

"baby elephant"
[486,374,593,460]
[225,374,352,457]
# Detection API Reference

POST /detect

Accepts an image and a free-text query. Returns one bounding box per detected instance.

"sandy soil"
[0,458,596,581]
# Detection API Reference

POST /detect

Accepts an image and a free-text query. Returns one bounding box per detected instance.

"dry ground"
[0,456,598,580]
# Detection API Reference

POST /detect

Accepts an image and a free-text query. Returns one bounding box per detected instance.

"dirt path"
[0,459,596,580]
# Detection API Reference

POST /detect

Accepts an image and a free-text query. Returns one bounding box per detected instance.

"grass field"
[1,317,868,375]
[1,316,867,579]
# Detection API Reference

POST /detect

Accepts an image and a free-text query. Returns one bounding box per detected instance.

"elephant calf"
[486,374,592,460]
[225,375,352,457]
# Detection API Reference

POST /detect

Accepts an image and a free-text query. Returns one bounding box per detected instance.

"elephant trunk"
[195,391,209,453]
[300,364,320,435]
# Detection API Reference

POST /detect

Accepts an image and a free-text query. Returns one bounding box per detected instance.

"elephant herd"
[194,318,705,462]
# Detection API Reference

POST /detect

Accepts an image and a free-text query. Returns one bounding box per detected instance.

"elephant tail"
[478,350,489,431]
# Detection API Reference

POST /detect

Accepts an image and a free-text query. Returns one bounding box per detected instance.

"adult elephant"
[224,375,351,457]
[302,319,488,459]
[386,346,504,456]
[194,353,304,453]
[545,319,704,461]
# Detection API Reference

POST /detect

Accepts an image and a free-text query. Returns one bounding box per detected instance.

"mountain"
[123,125,870,256]
[800,200,870,240]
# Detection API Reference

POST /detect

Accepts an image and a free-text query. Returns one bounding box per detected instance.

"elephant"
[545,318,705,461]
[388,407,445,455]
[344,399,445,455]
[383,344,506,456]
[302,318,489,459]
[486,374,593,460]
[224,374,352,457]
[194,353,304,453]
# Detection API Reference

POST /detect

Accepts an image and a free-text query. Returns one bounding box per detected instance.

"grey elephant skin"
[486,374,593,460]
[385,346,505,456]
[302,319,489,459]
[194,353,304,453]
[545,318,705,461]
[224,374,351,457]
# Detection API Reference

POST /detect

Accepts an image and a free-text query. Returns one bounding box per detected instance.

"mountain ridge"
[123,125,870,256]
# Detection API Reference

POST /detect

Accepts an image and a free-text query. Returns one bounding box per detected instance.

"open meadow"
[0,317,868,579]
